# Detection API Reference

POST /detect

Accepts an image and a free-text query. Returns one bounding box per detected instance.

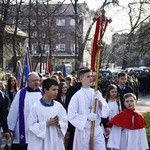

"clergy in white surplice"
[7,72,43,150]
[27,78,68,150]
[68,68,110,150]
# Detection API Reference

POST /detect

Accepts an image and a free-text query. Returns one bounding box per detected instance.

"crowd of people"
[0,68,149,150]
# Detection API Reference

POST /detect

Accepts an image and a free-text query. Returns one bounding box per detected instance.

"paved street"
[136,94,150,114]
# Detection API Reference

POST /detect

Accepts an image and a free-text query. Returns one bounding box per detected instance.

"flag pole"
[27,47,32,72]
[90,9,106,150]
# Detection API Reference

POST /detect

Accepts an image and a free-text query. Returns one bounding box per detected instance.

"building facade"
[7,2,92,72]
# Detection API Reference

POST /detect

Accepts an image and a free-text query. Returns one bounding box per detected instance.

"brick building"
[7,2,92,72]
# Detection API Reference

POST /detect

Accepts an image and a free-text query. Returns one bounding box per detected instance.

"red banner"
[91,16,109,72]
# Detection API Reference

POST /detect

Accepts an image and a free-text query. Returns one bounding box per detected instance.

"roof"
[5,25,28,37]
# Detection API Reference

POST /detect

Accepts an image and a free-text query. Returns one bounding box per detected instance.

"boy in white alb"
[107,93,149,150]
[27,78,68,150]
[68,68,109,150]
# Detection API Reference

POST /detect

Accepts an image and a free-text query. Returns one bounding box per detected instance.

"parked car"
[99,69,112,79]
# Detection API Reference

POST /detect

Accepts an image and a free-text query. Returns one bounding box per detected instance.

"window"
[42,44,49,52]
[42,18,49,26]
[31,44,37,54]
[70,19,75,26]
[42,33,46,38]
[45,44,49,51]
[31,32,37,38]
[56,44,65,51]
[57,9,65,13]
[57,32,65,39]
[56,19,65,26]
[71,44,75,54]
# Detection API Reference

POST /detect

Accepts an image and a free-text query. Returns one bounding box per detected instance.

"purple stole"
[19,87,43,145]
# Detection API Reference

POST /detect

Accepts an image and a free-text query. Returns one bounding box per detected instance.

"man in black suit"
[0,91,10,149]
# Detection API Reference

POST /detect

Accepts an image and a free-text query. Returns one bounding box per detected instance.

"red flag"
[91,16,109,72]
[91,16,101,72]
[45,52,51,77]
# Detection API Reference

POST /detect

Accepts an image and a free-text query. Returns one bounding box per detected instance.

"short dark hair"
[117,72,127,78]
[123,93,136,101]
[42,78,58,92]
[58,72,63,76]
[78,67,91,78]
[65,76,71,82]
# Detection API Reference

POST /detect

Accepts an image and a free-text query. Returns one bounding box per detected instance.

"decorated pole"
[90,9,110,150]
[27,47,32,72]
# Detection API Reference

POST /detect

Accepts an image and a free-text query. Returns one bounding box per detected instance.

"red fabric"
[46,53,51,76]
[107,109,146,130]
[47,57,51,73]
[91,16,100,72]
[91,17,109,72]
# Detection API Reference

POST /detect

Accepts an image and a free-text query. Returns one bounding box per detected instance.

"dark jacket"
[65,82,82,150]
[117,85,133,110]
[0,91,9,133]
[65,82,82,110]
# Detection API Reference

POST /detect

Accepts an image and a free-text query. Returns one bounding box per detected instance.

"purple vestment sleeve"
[19,87,27,145]
[19,87,44,145]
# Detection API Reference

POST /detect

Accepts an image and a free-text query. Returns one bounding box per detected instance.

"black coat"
[117,85,133,110]
[65,82,82,150]
[65,82,82,110]
[0,92,9,133]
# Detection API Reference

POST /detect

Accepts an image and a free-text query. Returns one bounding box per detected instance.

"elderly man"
[8,72,43,150]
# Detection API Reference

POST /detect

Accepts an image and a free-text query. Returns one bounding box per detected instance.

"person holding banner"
[68,68,109,150]
[7,72,43,150]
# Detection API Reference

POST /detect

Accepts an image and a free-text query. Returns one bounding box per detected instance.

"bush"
[143,112,150,143]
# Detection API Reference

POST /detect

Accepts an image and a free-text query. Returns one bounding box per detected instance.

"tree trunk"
[0,0,10,69]
[0,33,4,69]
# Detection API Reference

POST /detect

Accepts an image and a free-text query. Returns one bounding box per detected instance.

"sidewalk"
[136,94,150,114]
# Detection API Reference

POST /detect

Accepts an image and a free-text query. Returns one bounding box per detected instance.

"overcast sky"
[56,0,149,43]
[67,0,130,10]
[57,0,132,43]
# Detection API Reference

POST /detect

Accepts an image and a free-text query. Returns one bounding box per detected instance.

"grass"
[143,112,150,143]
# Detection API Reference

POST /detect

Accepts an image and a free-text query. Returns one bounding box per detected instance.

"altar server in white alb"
[7,72,43,150]
[27,78,68,150]
[107,93,149,150]
[68,67,110,150]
